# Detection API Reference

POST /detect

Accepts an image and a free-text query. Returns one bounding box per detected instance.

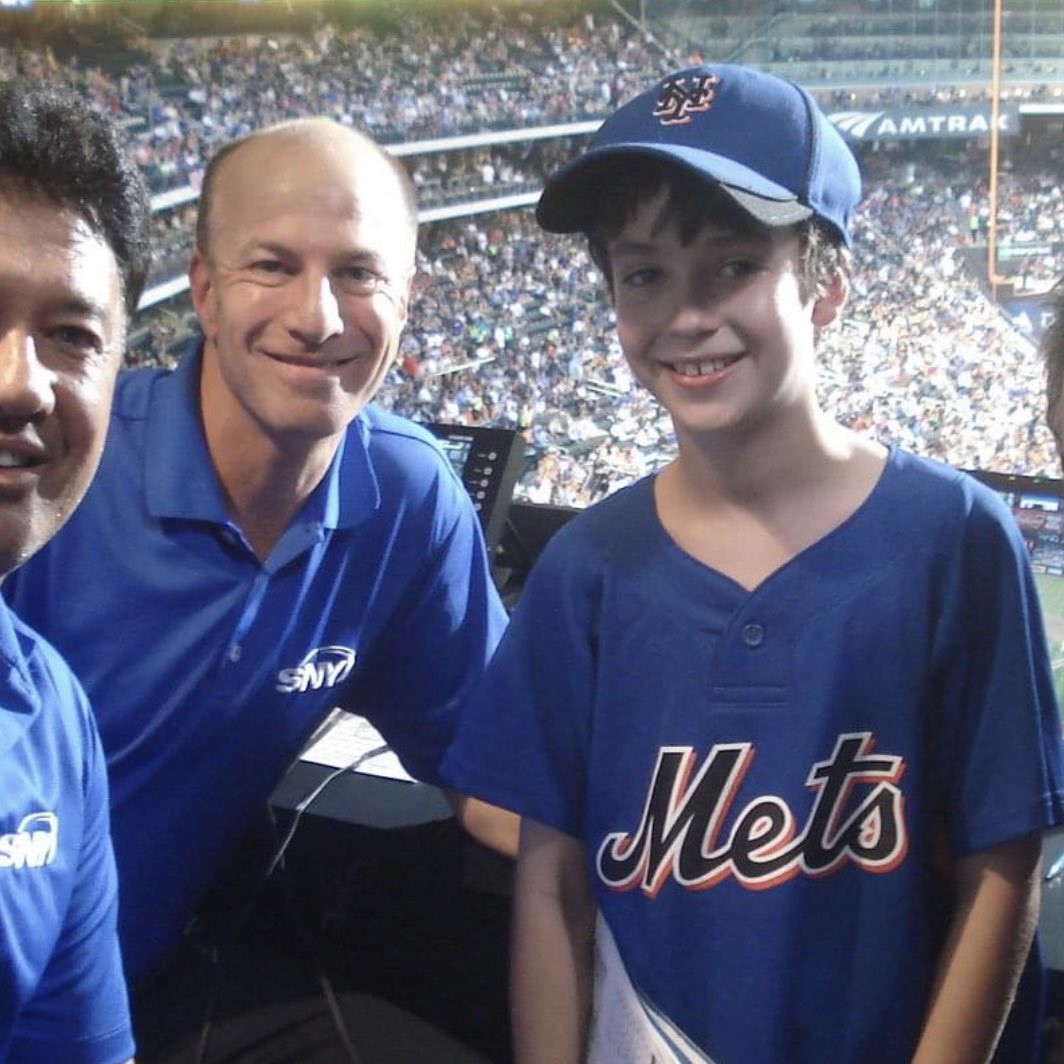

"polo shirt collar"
[0,597,40,754]
[144,341,230,524]
[143,341,381,532]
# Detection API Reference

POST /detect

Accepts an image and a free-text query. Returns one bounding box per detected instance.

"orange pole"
[987,0,1005,295]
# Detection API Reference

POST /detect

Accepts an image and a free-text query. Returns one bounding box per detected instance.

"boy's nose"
[671,276,726,333]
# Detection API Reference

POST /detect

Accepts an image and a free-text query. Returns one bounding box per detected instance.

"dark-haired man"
[0,79,151,1062]
[6,116,515,1059]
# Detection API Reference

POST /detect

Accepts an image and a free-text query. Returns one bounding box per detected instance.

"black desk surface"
[270,758,452,831]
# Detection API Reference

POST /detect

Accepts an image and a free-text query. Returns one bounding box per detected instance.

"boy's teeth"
[674,356,738,377]
[0,452,30,468]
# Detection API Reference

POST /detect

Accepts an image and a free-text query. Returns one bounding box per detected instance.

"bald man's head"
[195,119,418,265]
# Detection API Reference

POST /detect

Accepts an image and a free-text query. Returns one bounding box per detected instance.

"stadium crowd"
[3,2,1060,507]
[126,132,1061,510]
[3,2,1061,197]
[0,6,665,193]
[371,159,1059,507]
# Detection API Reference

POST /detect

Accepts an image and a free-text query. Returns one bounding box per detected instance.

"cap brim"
[536,144,812,234]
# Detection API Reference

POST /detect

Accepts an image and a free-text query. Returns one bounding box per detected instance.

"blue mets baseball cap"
[536,63,861,247]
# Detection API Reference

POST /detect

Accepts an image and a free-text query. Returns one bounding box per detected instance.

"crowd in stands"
[377,158,1059,506]
[1,7,665,194]
[2,2,1061,507]
[128,151,1061,509]
[3,2,1061,198]
[990,170,1064,292]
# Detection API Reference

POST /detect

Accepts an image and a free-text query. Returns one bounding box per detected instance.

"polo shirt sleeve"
[929,483,1064,856]
[9,682,134,1064]
[350,475,509,786]
[442,520,599,838]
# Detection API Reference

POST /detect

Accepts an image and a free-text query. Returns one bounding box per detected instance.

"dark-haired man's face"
[0,191,124,577]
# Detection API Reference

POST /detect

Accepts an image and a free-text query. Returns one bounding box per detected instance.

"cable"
[194,745,388,1064]
[266,744,389,881]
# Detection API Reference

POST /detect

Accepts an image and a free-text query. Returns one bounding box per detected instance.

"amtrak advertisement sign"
[830,103,1021,141]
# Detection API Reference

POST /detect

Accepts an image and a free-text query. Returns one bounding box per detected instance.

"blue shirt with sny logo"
[5,342,507,979]
[0,598,133,1062]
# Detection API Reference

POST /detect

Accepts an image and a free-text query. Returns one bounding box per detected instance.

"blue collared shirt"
[6,343,507,977]
[0,597,134,1062]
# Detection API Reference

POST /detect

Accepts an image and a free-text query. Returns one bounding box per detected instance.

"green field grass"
[1034,572,1064,715]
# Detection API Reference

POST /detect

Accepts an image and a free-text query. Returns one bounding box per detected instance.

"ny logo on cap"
[652,73,721,126]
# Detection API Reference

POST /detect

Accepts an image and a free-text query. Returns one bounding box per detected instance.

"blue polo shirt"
[5,344,508,978]
[0,598,133,1063]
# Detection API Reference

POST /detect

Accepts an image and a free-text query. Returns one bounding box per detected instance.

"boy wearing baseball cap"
[444,64,1064,1062]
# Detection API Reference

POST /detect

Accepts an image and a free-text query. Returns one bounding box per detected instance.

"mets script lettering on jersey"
[597,733,907,895]
[276,645,357,694]
[653,73,721,126]
[0,811,58,870]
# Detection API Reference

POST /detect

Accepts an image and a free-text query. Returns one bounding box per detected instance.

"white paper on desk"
[299,709,415,782]
[587,912,715,1064]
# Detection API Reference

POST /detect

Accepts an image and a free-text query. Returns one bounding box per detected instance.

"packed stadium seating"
[2,0,1062,505]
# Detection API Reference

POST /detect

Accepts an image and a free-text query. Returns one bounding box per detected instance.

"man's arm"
[912,832,1042,1064]
[443,789,519,858]
[511,817,595,1064]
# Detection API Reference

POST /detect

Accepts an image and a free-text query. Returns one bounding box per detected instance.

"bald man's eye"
[250,259,288,275]
[336,266,387,295]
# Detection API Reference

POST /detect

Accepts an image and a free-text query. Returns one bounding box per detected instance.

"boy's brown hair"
[582,157,848,304]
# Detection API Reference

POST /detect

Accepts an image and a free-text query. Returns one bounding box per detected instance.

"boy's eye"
[251,259,287,274]
[720,259,760,279]
[622,267,663,289]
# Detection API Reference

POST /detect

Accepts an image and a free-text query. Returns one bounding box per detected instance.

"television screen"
[435,434,474,482]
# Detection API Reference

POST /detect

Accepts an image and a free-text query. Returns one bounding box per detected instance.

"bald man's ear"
[188,248,216,336]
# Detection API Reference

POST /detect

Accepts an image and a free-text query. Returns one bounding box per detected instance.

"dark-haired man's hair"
[583,156,847,302]
[0,80,152,316]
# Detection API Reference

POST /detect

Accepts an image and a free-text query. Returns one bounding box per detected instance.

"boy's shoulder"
[552,475,659,551]
[885,448,1012,523]
[523,476,661,592]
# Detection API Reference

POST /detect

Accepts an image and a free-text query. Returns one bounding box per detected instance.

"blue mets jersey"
[445,447,1064,1062]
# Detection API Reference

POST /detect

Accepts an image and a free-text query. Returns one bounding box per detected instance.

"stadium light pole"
[987,0,1007,297]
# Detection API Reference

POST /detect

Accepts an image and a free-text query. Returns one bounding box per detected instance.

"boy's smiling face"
[605,187,844,443]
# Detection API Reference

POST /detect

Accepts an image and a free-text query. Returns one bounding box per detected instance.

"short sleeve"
[8,689,134,1064]
[348,472,508,785]
[929,484,1064,855]
[442,523,599,837]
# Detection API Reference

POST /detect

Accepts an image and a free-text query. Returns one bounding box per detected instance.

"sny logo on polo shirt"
[0,812,58,870]
[276,645,357,694]
[653,74,721,126]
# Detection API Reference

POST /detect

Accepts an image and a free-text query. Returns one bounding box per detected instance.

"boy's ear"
[811,270,849,328]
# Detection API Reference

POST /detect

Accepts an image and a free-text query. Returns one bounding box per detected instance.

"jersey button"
[228,644,243,663]
[741,623,765,648]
